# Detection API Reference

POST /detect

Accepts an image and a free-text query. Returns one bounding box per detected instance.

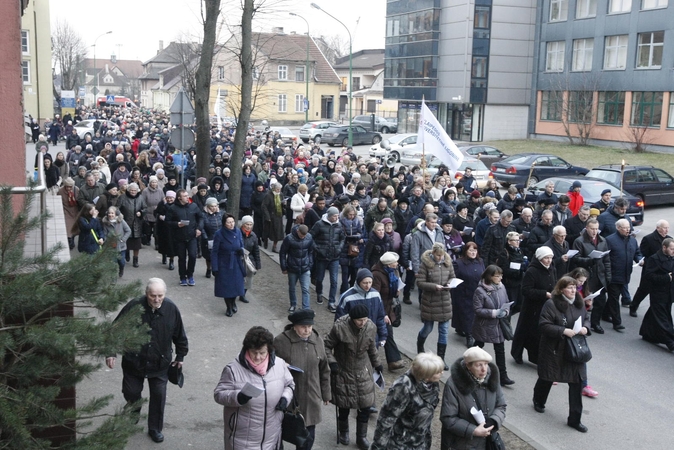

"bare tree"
[549,72,601,146]
[315,34,349,65]
[624,126,653,153]
[52,20,87,101]
[173,34,203,102]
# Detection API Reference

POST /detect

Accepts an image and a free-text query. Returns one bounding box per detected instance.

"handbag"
[499,318,513,341]
[564,334,592,363]
[391,299,402,327]
[281,394,310,446]
[243,249,257,276]
[470,392,506,450]
[348,243,360,257]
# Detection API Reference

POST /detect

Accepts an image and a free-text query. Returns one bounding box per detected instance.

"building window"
[604,35,628,70]
[472,56,488,78]
[295,66,305,82]
[278,65,288,80]
[597,92,626,125]
[630,91,663,126]
[295,94,304,112]
[642,0,667,9]
[636,32,664,69]
[576,0,597,17]
[278,94,287,112]
[572,39,594,71]
[367,99,376,113]
[669,93,674,128]
[217,66,225,80]
[608,0,632,13]
[21,61,30,84]
[541,91,563,121]
[568,91,594,123]
[352,77,361,90]
[546,41,565,72]
[475,6,490,28]
[21,30,29,55]
[550,0,568,21]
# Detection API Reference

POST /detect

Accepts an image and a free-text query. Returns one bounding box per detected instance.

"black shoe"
[162,255,167,265]
[567,422,588,433]
[591,325,605,334]
[466,335,475,348]
[205,269,211,278]
[613,325,625,332]
[512,353,523,364]
[231,300,238,314]
[132,256,139,268]
[456,330,466,337]
[168,261,175,270]
[667,342,674,352]
[629,309,638,317]
[118,266,124,278]
[316,296,324,305]
[239,296,249,303]
[533,401,545,413]
[148,429,164,443]
[500,376,515,386]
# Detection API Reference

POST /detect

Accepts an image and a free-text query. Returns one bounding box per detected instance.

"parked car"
[369,133,418,161]
[490,153,589,187]
[586,165,674,207]
[267,126,298,145]
[322,125,382,147]
[458,145,508,168]
[74,119,119,140]
[298,121,339,143]
[399,150,493,188]
[525,177,644,226]
[352,115,398,133]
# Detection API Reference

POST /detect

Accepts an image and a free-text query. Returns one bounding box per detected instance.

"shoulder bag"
[499,317,514,341]
[470,391,506,450]
[243,249,257,276]
[282,393,310,447]
[564,334,592,363]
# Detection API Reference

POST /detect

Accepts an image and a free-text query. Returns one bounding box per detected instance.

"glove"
[275,397,288,411]
[485,418,499,432]
[374,365,384,374]
[237,392,252,405]
[329,362,340,375]
[495,309,507,319]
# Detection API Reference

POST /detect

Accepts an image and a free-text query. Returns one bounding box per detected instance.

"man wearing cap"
[274,309,331,450]
[310,206,345,312]
[591,189,612,214]
[567,180,584,216]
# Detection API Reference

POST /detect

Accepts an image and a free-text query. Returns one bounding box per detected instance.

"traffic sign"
[170,128,195,150]
[303,98,309,112]
[169,88,195,125]
[377,99,382,104]
[106,95,115,103]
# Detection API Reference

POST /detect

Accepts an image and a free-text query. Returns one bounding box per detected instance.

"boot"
[437,343,449,371]
[132,256,139,268]
[224,298,233,317]
[402,293,412,304]
[162,255,167,265]
[125,252,130,262]
[355,419,370,450]
[417,335,426,354]
[337,419,349,445]
[231,298,238,314]
[118,265,124,278]
[68,236,75,250]
[205,261,211,278]
[263,238,268,249]
[466,334,476,348]
[239,289,249,303]
[168,259,175,270]
[496,345,515,386]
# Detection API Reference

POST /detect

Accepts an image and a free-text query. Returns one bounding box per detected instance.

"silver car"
[369,133,418,161]
[298,121,339,143]
[400,148,493,188]
[74,119,118,140]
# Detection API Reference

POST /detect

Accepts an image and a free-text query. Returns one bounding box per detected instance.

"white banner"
[416,101,464,173]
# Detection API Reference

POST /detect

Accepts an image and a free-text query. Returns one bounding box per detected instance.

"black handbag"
[564,334,592,363]
[499,318,513,341]
[470,391,506,450]
[391,299,402,327]
[282,394,310,447]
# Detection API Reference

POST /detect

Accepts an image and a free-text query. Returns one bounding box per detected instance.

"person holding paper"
[630,220,671,317]
[571,218,611,334]
[440,347,506,450]
[167,189,203,286]
[544,225,571,280]
[499,232,527,315]
[605,219,642,332]
[214,326,295,450]
[567,268,599,398]
[371,252,405,371]
[452,242,485,348]
[534,276,590,433]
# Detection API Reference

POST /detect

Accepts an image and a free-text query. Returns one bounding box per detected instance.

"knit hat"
[471,190,481,198]
[241,215,254,225]
[380,252,399,265]
[289,308,315,325]
[205,197,219,207]
[514,198,527,207]
[155,169,165,175]
[485,191,496,198]
[356,268,373,284]
[105,183,117,191]
[380,218,393,225]
[600,189,611,196]
[349,304,369,320]
[463,346,493,364]
[197,184,208,191]
[326,207,339,217]
[118,178,128,186]
[149,176,158,183]
[572,180,582,189]
[196,177,208,185]
[165,190,176,198]
[535,246,554,260]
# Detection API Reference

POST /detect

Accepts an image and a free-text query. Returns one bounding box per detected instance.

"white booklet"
[572,316,583,334]
[470,406,485,424]
[240,382,265,398]
[583,287,604,301]
[589,250,610,259]
[565,250,579,258]
[445,278,464,289]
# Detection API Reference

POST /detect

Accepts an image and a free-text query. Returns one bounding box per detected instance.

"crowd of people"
[48,105,674,448]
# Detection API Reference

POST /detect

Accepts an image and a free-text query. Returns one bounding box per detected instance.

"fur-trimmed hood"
[420,249,453,269]
[449,358,500,396]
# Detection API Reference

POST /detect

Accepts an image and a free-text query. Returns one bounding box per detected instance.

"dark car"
[524,177,644,226]
[491,153,589,187]
[585,165,674,207]
[459,145,508,168]
[322,125,382,147]
[352,115,397,133]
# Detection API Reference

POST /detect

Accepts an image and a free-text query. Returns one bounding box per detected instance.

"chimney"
[158,40,164,54]
[272,27,284,34]
[105,64,109,73]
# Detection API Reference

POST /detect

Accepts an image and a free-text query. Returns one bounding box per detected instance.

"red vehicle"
[96,96,138,109]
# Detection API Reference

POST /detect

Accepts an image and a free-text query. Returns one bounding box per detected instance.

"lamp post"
[310,3,352,146]
[289,12,310,123]
[92,30,113,105]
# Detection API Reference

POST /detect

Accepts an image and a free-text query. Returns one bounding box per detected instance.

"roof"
[140,42,200,80]
[84,58,143,78]
[334,49,385,70]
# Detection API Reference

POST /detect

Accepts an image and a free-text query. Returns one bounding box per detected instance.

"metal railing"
[10,152,47,254]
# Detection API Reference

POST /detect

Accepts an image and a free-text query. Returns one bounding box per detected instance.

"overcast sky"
[49,0,386,63]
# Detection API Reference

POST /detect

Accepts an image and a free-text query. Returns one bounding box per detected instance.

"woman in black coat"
[511,246,557,365]
[533,276,590,433]
[154,192,177,269]
[498,231,527,315]
[251,181,267,245]
[451,242,484,348]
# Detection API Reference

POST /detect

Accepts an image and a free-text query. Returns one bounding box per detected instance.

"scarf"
[67,190,77,207]
[385,266,399,298]
[273,192,282,215]
[562,294,575,304]
[242,228,251,238]
[245,351,269,376]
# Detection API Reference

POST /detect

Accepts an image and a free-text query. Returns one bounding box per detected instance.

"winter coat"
[394,206,414,236]
[498,245,526,291]
[371,262,400,324]
[551,205,572,226]
[166,200,203,243]
[481,222,516,266]
[101,212,131,252]
[57,185,80,237]
[544,237,570,280]
[240,172,258,208]
[598,206,626,237]
[273,327,331,427]
[567,190,584,216]
[261,191,285,242]
[118,191,147,239]
[572,230,611,290]
[154,201,176,257]
[440,359,506,450]
[310,215,345,262]
[211,226,246,298]
[290,192,310,219]
[339,216,366,267]
[115,296,188,378]
[242,229,262,270]
[364,231,393,268]
[335,284,388,343]
[640,250,674,345]
[537,294,590,383]
[77,217,105,254]
[527,222,553,257]
[371,372,440,450]
[365,206,396,232]
[280,228,315,273]
[140,185,164,223]
[200,210,223,260]
[324,315,380,409]
[605,232,641,284]
[77,182,106,208]
[213,351,294,450]
[410,224,445,273]
[563,214,587,246]
[417,250,456,323]
[451,257,485,334]
[453,214,475,244]
[472,281,510,344]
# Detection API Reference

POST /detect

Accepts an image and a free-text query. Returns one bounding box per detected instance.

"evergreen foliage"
[0,186,149,448]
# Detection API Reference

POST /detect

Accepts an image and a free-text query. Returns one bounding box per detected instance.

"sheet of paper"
[572,316,583,334]
[521,231,530,238]
[583,287,604,301]
[509,262,521,270]
[447,278,464,289]
[373,371,386,390]
[208,240,214,250]
[631,229,641,236]
[565,250,579,258]
[463,227,473,234]
[470,406,485,424]
[503,301,515,311]
[240,382,265,398]
[397,278,406,291]
[589,250,610,259]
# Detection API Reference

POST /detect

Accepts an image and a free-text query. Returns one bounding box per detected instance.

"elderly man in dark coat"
[544,225,570,280]
[630,220,671,316]
[605,218,642,331]
[639,238,674,352]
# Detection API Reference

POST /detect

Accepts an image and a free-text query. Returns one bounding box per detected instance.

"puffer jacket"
[440,359,506,450]
[279,227,315,273]
[324,315,380,409]
[371,372,440,450]
[472,281,510,344]
[335,283,388,343]
[410,223,445,273]
[364,231,393,268]
[537,294,590,383]
[310,215,345,262]
[213,351,294,450]
[101,211,131,252]
[572,229,611,290]
[417,250,456,323]
[605,232,641,284]
[273,327,331,427]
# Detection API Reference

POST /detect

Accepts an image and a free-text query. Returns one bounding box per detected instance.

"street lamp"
[92,30,113,106]
[289,12,310,123]
[310,2,352,146]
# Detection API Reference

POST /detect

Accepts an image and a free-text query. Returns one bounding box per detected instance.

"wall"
[484,104,530,140]
[21,0,53,124]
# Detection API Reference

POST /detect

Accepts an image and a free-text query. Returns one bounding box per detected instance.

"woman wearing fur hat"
[440,347,506,450]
